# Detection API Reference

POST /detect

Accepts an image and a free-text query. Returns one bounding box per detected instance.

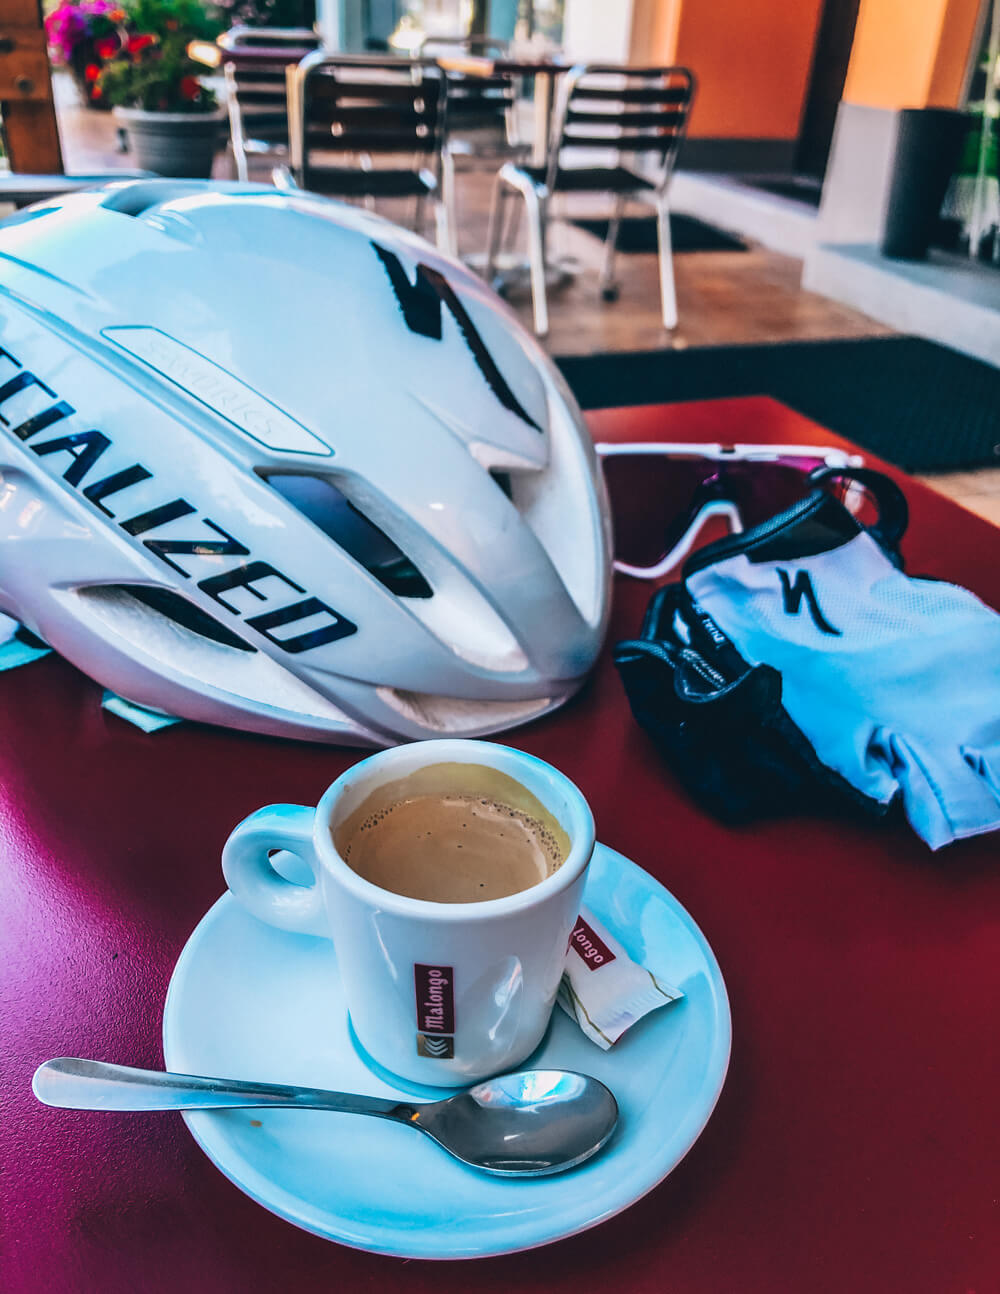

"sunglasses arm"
[612,500,744,580]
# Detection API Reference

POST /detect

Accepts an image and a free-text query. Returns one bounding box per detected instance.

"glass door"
[965,0,1000,261]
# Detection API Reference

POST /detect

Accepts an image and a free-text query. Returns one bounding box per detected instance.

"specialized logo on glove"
[778,569,841,637]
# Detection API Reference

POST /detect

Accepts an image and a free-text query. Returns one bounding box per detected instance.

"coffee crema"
[333,763,571,904]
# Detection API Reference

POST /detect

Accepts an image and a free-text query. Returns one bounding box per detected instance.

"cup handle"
[221,804,328,938]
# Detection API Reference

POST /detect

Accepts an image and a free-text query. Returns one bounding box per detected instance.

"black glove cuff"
[614,584,886,825]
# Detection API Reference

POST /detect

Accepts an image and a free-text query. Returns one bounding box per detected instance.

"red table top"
[3,396,998,1292]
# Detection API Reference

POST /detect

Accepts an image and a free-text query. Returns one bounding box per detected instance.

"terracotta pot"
[112,106,225,178]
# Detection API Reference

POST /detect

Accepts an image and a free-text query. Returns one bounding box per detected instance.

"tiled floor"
[42,74,1000,526]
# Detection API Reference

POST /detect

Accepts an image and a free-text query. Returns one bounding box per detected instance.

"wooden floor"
[45,76,1000,526]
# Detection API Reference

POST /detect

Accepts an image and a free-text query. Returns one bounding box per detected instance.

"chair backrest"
[289,53,447,183]
[548,64,696,192]
[222,27,321,156]
[419,36,519,142]
[418,35,510,57]
[220,26,320,51]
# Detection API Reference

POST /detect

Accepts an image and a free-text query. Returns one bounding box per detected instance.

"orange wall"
[842,0,982,109]
[631,0,825,139]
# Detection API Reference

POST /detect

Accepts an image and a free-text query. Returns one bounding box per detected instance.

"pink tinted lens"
[722,462,822,529]
[601,455,730,567]
[603,455,824,568]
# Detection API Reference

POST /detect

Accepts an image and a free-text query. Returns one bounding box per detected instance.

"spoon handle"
[33,1057,413,1118]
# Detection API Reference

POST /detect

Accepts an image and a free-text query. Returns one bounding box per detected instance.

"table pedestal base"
[464,250,580,298]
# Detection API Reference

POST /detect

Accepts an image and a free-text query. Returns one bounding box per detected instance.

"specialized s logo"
[0,345,357,654]
[371,242,541,433]
[777,569,841,637]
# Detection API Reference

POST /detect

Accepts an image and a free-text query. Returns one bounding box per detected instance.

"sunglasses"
[595,442,865,579]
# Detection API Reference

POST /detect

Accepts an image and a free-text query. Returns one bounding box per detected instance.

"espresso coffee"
[334,763,571,903]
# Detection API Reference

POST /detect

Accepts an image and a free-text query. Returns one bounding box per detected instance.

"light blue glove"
[683,475,1000,850]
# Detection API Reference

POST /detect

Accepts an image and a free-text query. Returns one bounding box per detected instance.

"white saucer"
[162,844,731,1259]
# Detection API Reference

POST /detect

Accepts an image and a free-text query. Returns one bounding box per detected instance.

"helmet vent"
[264,474,432,599]
[98,585,256,652]
[377,687,552,734]
[490,469,514,500]
[101,182,208,217]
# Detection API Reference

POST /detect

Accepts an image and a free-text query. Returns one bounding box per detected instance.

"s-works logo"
[0,344,356,654]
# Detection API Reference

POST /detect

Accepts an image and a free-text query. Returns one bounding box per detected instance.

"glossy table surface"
[2,397,998,1292]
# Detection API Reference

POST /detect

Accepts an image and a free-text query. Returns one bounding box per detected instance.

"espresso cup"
[221,739,595,1086]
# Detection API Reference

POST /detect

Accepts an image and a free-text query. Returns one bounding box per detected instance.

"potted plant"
[97,0,226,177]
[44,0,129,110]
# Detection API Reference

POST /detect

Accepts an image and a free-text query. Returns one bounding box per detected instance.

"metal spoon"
[33,1058,618,1177]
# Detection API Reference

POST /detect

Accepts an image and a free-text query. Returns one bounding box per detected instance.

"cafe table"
[188,41,569,168]
[2,396,998,1292]
[434,51,571,166]
[435,52,577,291]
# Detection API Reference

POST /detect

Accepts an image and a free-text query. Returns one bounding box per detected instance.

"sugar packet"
[557,907,683,1049]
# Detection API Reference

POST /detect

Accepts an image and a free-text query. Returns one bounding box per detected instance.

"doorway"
[741,0,860,207]
[795,0,862,180]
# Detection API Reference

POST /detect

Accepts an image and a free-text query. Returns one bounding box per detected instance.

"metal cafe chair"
[418,35,527,255]
[279,53,450,249]
[484,63,696,336]
[220,26,322,182]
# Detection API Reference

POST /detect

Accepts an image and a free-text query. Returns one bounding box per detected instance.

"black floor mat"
[556,337,1000,473]
[570,214,747,254]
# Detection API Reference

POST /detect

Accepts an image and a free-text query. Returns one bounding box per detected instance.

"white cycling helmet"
[0,180,611,745]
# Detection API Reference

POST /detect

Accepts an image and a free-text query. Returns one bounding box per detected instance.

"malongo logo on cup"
[414,964,455,1059]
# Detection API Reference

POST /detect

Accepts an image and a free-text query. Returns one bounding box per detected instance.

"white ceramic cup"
[221,739,595,1086]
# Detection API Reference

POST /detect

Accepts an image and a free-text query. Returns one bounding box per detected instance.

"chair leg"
[485,173,509,282]
[503,186,523,255]
[227,99,248,182]
[441,151,459,258]
[655,197,678,330]
[599,193,625,300]
[523,186,549,337]
[272,165,298,192]
[434,197,452,256]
